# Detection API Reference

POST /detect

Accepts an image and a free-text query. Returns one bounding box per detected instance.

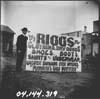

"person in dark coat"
[16,27,29,72]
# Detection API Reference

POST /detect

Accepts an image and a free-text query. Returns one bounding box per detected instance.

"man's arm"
[16,36,21,52]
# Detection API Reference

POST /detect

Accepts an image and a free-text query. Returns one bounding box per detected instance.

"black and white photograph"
[0,0,100,99]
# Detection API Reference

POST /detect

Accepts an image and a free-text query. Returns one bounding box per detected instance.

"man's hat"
[21,27,30,32]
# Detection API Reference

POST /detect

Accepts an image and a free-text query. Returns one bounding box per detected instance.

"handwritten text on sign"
[26,33,81,72]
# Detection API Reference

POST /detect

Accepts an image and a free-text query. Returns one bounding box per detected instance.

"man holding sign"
[16,27,29,72]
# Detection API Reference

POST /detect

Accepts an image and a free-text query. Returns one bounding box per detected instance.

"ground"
[0,55,100,99]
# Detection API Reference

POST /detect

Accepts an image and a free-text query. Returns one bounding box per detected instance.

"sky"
[1,1,99,44]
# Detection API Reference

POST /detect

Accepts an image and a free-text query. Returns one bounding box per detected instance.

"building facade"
[92,20,99,56]
[61,22,99,57]
[0,25,15,56]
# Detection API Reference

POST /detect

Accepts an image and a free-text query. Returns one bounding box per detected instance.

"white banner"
[26,33,81,72]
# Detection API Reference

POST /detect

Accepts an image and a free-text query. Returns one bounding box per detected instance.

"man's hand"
[18,50,21,53]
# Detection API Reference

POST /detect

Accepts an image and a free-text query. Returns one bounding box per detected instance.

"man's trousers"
[16,51,25,72]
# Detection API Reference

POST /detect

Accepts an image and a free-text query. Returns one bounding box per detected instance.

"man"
[16,27,28,72]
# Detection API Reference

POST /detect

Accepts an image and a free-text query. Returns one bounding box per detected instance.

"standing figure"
[16,27,28,72]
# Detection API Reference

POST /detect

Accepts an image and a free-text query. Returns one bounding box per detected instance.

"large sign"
[26,33,81,72]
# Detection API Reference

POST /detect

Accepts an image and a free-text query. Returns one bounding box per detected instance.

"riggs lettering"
[36,33,74,47]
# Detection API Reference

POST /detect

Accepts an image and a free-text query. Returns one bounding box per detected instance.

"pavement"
[0,55,96,99]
